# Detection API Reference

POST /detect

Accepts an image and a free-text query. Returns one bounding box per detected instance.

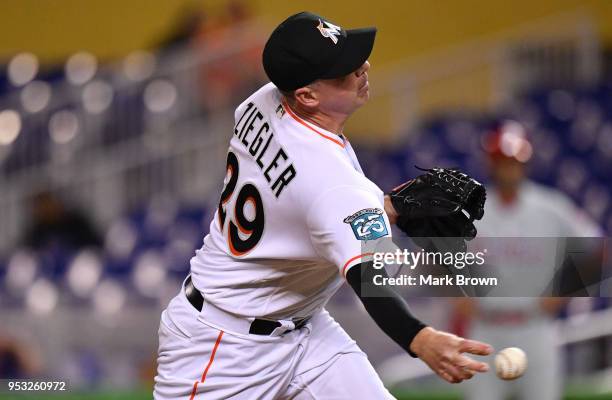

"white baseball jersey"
[473,182,602,301]
[476,181,601,238]
[466,182,601,400]
[190,83,391,320]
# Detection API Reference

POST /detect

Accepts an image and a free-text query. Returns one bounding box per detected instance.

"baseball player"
[454,121,602,400]
[154,12,492,399]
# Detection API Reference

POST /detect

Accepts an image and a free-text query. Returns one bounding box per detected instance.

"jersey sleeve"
[306,185,392,277]
[548,192,602,237]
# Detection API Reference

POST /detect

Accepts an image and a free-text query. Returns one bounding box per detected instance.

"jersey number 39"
[218,152,264,256]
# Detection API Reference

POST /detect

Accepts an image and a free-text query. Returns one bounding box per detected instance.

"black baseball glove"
[389,167,486,253]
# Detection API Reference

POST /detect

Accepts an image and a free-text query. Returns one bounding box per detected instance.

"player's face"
[313,61,371,115]
[489,157,526,190]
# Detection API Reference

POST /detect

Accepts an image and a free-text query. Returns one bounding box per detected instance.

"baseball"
[495,347,527,380]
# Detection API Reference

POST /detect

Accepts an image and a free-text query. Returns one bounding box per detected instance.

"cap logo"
[275,103,285,118]
[316,19,342,44]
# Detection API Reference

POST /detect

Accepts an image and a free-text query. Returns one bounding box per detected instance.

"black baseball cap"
[262,12,377,91]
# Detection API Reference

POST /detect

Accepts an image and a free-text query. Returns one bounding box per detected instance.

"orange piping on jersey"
[189,330,224,400]
[342,252,374,277]
[281,99,345,148]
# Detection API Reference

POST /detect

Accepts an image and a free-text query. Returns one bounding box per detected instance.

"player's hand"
[409,327,492,384]
[384,194,398,225]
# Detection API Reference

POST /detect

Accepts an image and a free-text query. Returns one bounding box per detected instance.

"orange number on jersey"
[217,152,265,256]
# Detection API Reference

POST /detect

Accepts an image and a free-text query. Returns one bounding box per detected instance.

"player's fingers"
[452,354,489,373]
[458,339,493,356]
[437,369,460,384]
[440,361,472,382]
[462,369,476,380]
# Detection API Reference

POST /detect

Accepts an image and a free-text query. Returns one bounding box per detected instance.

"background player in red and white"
[454,121,602,400]
[154,12,492,399]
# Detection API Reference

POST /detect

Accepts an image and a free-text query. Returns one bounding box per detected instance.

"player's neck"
[497,186,519,205]
[287,101,347,135]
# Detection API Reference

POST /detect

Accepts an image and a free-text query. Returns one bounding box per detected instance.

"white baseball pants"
[464,319,562,400]
[153,288,395,399]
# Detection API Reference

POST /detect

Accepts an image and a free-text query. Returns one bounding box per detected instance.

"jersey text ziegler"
[234,102,296,198]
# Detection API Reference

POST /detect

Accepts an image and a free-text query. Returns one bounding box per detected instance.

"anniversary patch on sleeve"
[343,208,388,241]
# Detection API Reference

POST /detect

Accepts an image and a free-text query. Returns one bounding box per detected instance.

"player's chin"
[356,88,370,104]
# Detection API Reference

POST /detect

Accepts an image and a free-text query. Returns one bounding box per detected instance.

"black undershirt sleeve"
[346,262,427,357]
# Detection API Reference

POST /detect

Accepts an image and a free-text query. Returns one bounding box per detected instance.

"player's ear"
[293,86,319,109]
